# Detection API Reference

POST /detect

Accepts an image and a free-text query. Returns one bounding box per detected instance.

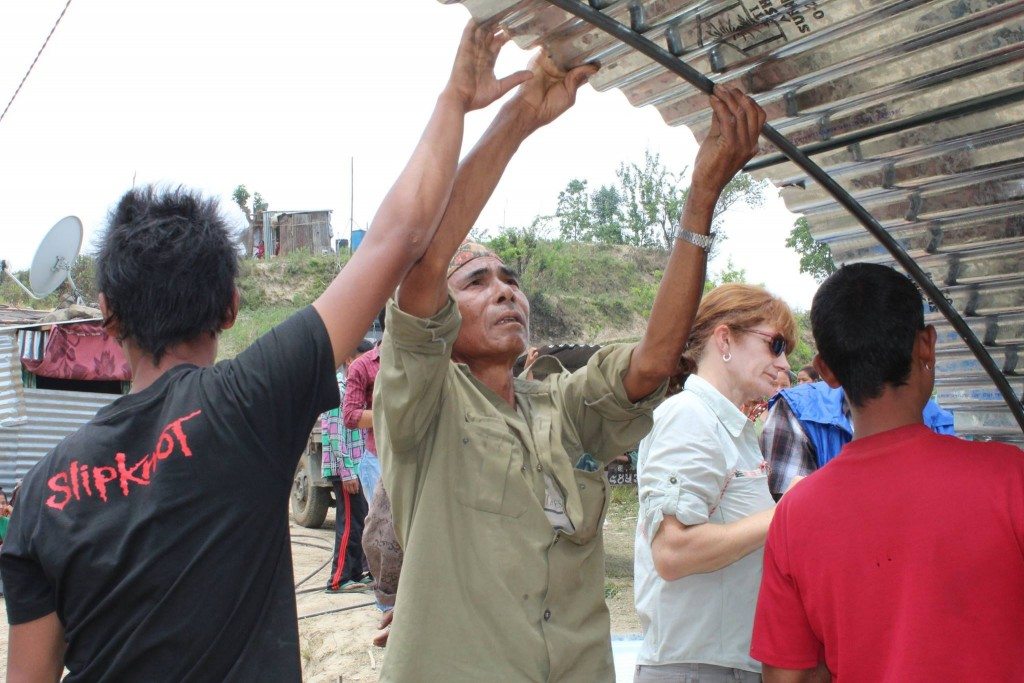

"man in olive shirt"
[375,40,768,681]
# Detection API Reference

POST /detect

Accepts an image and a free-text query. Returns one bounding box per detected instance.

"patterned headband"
[447,241,502,279]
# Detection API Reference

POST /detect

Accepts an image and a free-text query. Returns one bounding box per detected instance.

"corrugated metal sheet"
[0,332,118,490]
[446,0,1024,443]
[0,333,28,428]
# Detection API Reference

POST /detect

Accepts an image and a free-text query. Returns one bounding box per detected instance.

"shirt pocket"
[717,466,773,521]
[456,416,528,518]
[563,468,609,546]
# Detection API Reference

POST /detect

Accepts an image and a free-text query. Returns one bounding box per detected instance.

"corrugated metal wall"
[0,332,119,491]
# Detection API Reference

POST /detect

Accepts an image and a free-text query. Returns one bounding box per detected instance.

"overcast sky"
[0,0,819,309]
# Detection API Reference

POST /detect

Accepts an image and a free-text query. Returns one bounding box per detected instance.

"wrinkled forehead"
[449,255,511,283]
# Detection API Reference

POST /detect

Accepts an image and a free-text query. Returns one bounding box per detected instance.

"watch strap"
[673,226,715,253]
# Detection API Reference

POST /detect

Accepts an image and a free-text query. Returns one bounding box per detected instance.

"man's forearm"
[8,614,65,683]
[368,89,467,255]
[625,87,766,402]
[398,104,533,318]
[313,90,467,367]
[624,185,717,401]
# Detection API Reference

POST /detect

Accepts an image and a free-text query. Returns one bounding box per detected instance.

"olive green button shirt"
[375,296,665,683]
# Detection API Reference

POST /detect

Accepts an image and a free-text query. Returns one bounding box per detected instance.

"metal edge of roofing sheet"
[443,0,1024,441]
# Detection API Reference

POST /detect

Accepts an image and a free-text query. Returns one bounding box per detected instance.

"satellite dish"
[1,215,84,302]
[30,216,83,297]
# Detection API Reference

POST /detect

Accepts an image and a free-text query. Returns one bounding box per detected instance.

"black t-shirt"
[1,307,338,682]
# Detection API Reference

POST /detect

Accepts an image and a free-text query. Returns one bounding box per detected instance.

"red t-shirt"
[751,424,1024,681]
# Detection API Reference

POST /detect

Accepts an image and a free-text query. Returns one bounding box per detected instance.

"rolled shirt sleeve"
[637,396,729,544]
[375,296,461,455]
[560,344,667,463]
[342,361,369,430]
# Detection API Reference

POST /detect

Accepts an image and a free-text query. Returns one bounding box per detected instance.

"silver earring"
[723,352,732,363]
[924,362,932,371]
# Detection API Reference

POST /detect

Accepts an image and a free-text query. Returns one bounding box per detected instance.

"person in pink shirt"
[344,342,401,644]
[344,345,381,496]
[751,263,1024,682]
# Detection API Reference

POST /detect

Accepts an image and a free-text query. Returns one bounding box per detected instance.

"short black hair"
[798,365,820,381]
[97,185,239,363]
[810,263,924,407]
[356,339,374,354]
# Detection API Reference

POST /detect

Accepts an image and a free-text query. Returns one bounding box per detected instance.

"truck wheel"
[291,463,330,528]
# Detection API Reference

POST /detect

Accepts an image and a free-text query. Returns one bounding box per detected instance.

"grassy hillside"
[221,241,815,367]
[218,251,348,359]
[4,244,814,367]
[218,242,668,360]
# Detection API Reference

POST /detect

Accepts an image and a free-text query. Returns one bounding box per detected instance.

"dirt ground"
[294,485,642,681]
[0,486,643,682]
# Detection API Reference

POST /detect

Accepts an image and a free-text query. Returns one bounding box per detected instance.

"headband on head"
[447,241,501,279]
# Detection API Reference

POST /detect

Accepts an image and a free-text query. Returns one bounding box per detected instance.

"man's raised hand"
[506,51,598,133]
[445,20,533,113]
[692,85,767,195]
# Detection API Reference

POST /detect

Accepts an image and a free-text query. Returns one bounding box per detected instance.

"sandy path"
[0,496,642,681]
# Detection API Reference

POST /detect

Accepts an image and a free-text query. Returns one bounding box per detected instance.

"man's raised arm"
[396,52,597,318]
[622,87,767,401]
[313,21,531,366]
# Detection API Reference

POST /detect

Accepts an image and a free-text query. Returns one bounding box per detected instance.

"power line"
[0,0,75,126]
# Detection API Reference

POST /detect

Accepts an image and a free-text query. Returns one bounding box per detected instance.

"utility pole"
[349,156,355,255]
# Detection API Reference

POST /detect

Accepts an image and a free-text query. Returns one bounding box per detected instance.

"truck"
[290,421,334,528]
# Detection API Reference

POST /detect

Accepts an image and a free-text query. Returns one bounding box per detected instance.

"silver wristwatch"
[672,226,716,253]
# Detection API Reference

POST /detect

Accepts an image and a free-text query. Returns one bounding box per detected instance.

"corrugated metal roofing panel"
[446,0,1024,442]
[0,386,118,491]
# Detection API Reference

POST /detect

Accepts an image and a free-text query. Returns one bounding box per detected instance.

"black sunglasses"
[742,328,788,357]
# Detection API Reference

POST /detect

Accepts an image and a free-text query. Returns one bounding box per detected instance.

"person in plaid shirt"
[323,340,375,593]
[760,381,954,500]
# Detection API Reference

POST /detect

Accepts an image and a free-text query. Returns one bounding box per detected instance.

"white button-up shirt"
[634,374,775,672]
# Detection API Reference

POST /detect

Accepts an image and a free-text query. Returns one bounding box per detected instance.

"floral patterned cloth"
[21,323,130,381]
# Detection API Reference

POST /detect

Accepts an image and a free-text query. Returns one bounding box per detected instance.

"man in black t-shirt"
[1,23,534,682]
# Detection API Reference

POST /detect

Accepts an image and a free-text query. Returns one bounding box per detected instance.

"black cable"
[541,0,1024,434]
[297,601,376,621]
[290,533,334,543]
[294,557,333,589]
[0,0,75,126]
[291,540,333,552]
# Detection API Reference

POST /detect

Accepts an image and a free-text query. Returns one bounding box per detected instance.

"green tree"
[555,179,592,241]
[616,150,678,249]
[590,185,624,244]
[615,149,769,253]
[785,216,835,282]
[233,185,270,255]
[488,219,544,280]
[231,185,251,215]
[252,192,268,214]
[704,257,748,293]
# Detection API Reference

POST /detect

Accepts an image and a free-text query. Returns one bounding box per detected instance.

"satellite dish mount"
[1,216,85,304]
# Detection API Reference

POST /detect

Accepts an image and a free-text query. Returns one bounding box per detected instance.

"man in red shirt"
[751,263,1024,682]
